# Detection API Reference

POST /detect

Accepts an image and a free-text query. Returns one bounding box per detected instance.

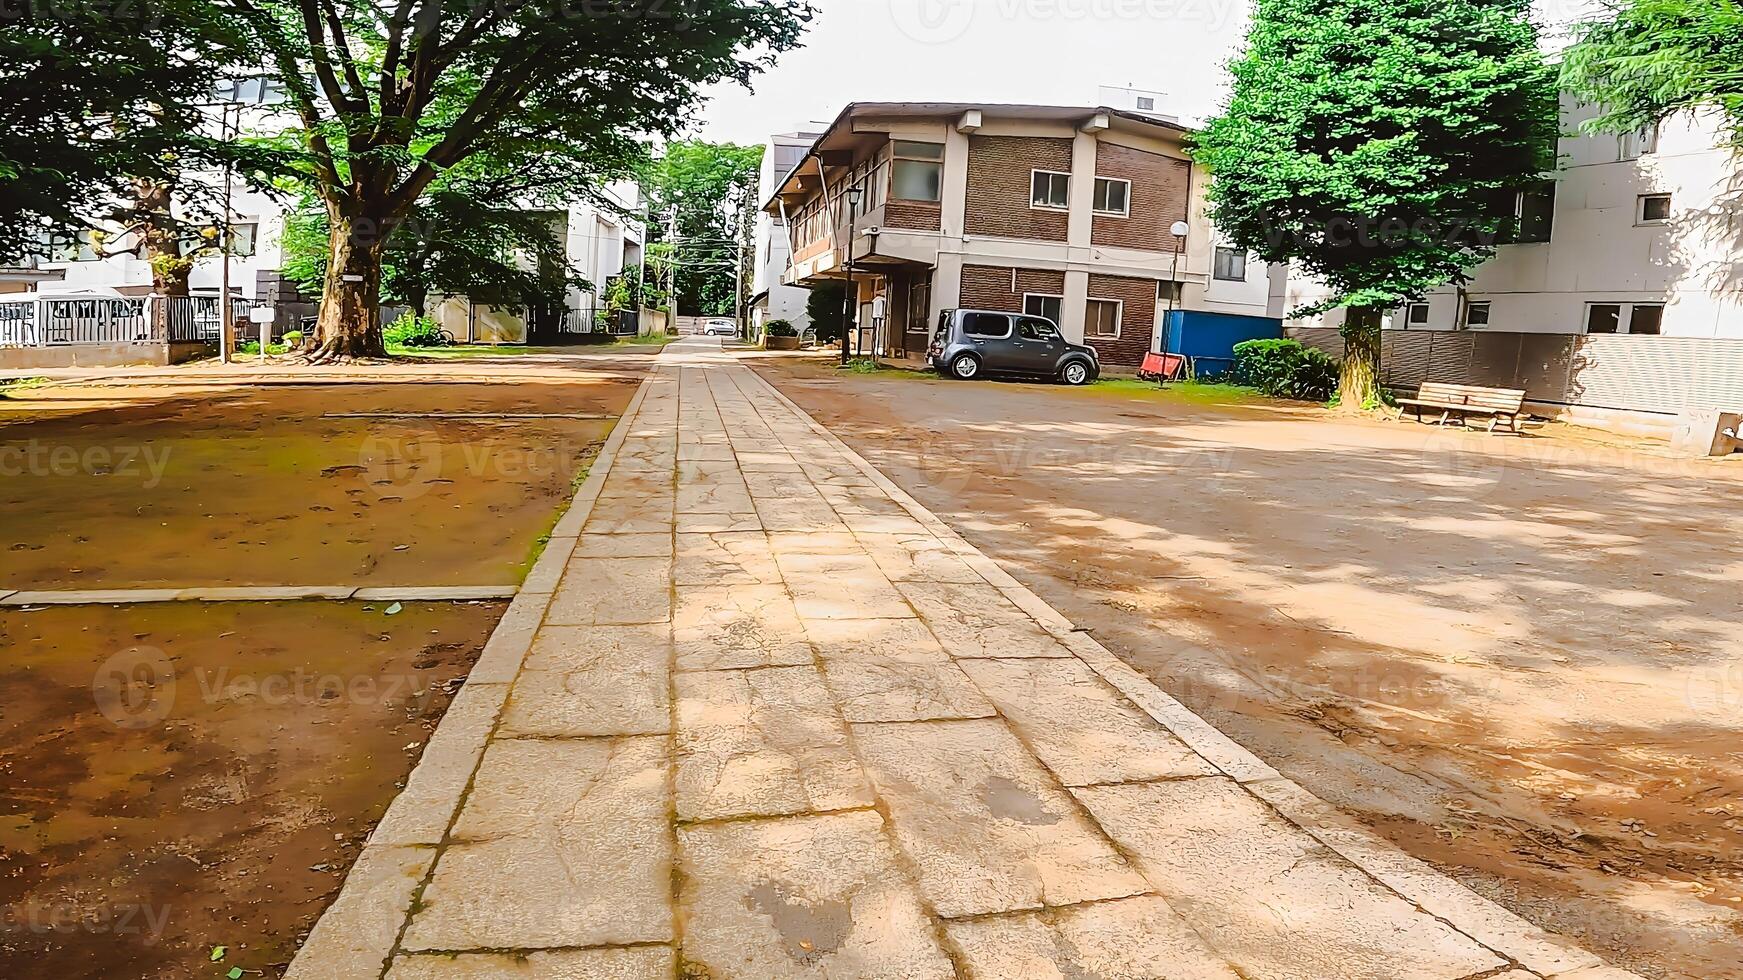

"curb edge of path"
[746,359,1638,980]
[284,368,659,980]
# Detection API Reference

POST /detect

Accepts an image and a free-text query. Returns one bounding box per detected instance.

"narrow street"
[293,338,1632,980]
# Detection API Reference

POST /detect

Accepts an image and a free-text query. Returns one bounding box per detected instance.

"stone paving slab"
[1075,777,1505,980]
[852,717,1150,918]
[675,665,873,821]
[291,339,1636,980]
[678,811,955,980]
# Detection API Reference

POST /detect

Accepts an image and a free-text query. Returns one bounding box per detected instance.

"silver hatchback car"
[927,309,1100,385]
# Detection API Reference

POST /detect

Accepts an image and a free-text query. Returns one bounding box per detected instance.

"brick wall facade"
[964,136,1073,242]
[884,201,942,231]
[1085,273,1157,367]
[959,265,1067,314]
[1091,144,1190,251]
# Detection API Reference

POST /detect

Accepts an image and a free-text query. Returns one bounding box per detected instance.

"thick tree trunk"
[1337,306,1383,412]
[310,213,390,361]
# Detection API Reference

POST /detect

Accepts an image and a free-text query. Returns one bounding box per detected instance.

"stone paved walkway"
[290,339,1634,980]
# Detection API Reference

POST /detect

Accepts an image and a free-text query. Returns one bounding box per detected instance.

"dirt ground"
[753,350,1743,980]
[0,349,651,978]
[0,350,650,589]
[0,600,504,979]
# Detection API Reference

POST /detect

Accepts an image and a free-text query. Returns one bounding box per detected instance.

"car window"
[1016,317,1057,341]
[963,312,1011,338]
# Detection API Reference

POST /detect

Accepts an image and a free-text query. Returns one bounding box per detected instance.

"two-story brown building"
[764,102,1232,368]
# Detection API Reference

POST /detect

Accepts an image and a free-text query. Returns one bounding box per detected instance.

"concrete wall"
[0,342,178,369]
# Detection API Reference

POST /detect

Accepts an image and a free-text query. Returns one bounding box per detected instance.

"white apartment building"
[1283,99,1743,339]
[750,128,826,331]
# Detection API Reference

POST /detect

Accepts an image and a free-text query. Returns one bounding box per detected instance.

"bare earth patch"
[753,350,1743,980]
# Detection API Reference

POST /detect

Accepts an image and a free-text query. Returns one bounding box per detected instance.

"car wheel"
[949,353,981,380]
[1059,360,1091,386]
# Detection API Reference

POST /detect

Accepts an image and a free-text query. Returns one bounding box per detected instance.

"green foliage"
[384,314,449,348]
[839,358,882,375]
[238,340,290,356]
[1194,0,1560,313]
[764,319,797,337]
[282,330,304,346]
[642,141,765,316]
[1232,339,1341,401]
[805,283,848,344]
[1561,0,1743,144]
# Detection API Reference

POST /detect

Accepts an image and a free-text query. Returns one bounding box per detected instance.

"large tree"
[642,140,764,317]
[1195,0,1558,408]
[1561,0,1743,143]
[229,0,807,360]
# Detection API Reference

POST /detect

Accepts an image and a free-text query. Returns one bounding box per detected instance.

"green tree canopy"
[1561,0,1743,143]
[643,140,764,316]
[1194,0,1558,406]
[223,0,808,359]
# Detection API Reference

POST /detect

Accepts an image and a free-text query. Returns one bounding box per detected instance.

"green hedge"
[764,318,797,337]
[1231,338,1339,401]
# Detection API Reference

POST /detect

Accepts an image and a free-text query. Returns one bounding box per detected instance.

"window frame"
[1212,246,1248,282]
[1512,182,1555,244]
[1030,169,1071,211]
[1584,303,1623,334]
[1091,177,1131,217]
[1463,301,1492,329]
[1022,293,1064,327]
[1628,303,1665,335]
[890,140,944,204]
[1405,303,1431,328]
[1136,96,1155,111]
[1637,193,1672,225]
[1084,297,1123,339]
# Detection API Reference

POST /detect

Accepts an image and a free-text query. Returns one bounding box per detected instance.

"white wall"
[754,131,822,328]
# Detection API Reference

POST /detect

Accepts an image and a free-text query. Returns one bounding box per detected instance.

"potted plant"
[763,319,802,351]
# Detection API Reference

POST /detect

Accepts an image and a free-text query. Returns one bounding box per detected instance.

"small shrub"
[764,319,797,338]
[385,313,448,348]
[1231,338,1339,401]
[282,330,304,345]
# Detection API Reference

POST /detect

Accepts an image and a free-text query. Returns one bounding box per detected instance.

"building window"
[1157,281,1182,304]
[1085,298,1121,338]
[1031,170,1070,210]
[891,141,943,202]
[1513,182,1555,243]
[1092,177,1130,216]
[41,229,101,262]
[1406,303,1431,327]
[1638,193,1672,224]
[1023,294,1063,326]
[1619,122,1659,160]
[909,278,932,335]
[1136,96,1155,110]
[1463,301,1491,329]
[1585,303,1622,333]
[1629,304,1664,334]
[1212,246,1247,281]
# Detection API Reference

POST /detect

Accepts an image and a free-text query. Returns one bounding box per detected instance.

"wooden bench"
[1396,381,1527,433]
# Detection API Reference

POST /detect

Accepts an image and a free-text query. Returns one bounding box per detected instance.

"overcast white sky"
[692,0,1600,146]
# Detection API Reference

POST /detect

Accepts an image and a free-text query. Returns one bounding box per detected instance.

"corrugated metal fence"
[1287,328,1743,415]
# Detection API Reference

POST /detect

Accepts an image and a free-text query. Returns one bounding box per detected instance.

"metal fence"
[0,297,155,346]
[164,297,256,343]
[1288,327,1743,415]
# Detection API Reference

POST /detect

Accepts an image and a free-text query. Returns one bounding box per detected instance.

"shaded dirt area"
[0,351,648,589]
[753,350,1743,980]
[0,600,504,980]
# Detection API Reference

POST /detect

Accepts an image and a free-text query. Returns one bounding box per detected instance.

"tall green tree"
[226,0,807,360]
[1561,0,1743,143]
[643,141,764,316]
[1195,0,1558,408]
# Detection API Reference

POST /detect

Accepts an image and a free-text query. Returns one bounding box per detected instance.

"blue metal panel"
[1161,310,1283,376]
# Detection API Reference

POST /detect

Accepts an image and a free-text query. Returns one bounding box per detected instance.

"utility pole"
[218,101,238,365]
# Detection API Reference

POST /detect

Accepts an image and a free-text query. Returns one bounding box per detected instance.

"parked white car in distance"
[703,318,736,336]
